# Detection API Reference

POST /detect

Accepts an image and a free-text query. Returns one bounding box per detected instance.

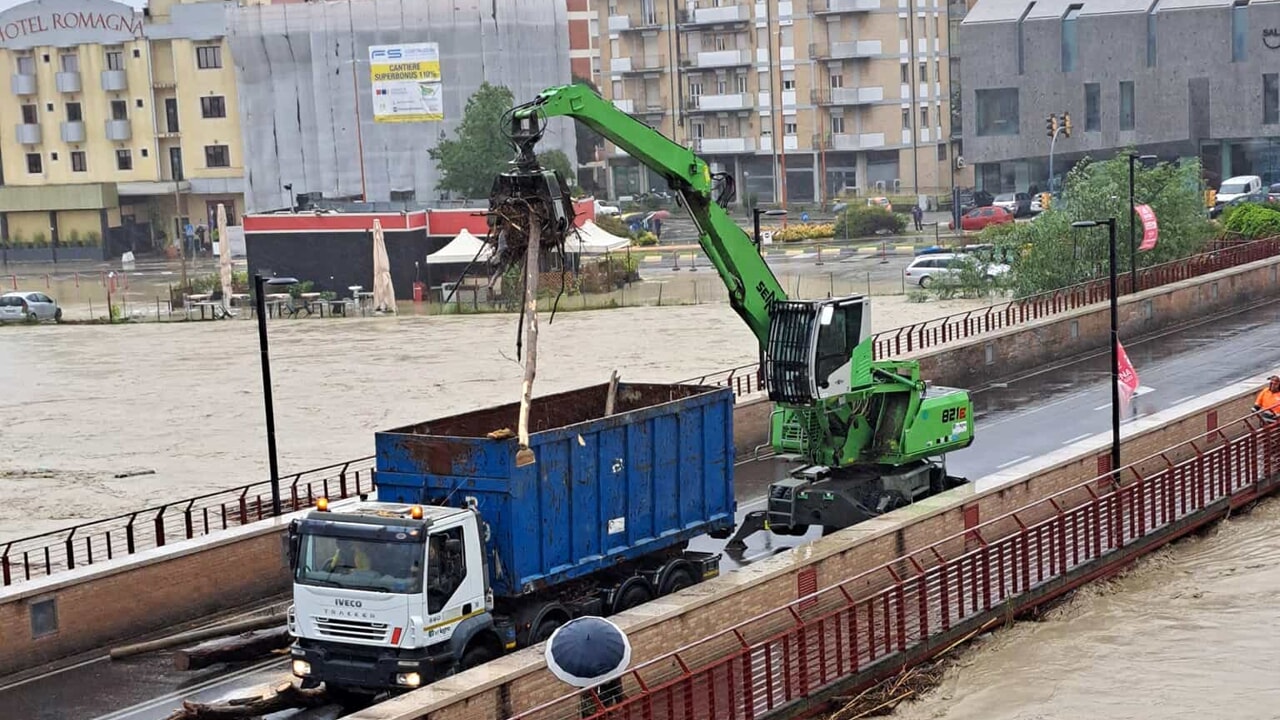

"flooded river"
[0,295,985,542]
[897,497,1280,720]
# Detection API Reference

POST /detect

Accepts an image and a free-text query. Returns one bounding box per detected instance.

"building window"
[919,61,928,83]
[105,49,124,71]
[737,75,748,93]
[899,17,908,39]
[1119,81,1135,130]
[830,115,845,133]
[59,53,79,73]
[1085,82,1100,131]
[782,70,796,91]
[1061,4,1082,72]
[716,79,727,95]
[1146,10,1157,67]
[21,104,37,123]
[66,102,82,122]
[689,81,702,97]
[692,121,704,138]
[921,106,929,127]
[902,108,911,130]
[937,143,948,161]
[71,151,86,172]
[110,100,128,121]
[205,145,230,167]
[1232,1,1248,63]
[1265,74,1279,125]
[201,96,227,118]
[718,122,730,138]
[974,88,1019,136]
[783,121,797,136]
[116,149,132,170]
[16,55,35,74]
[196,45,222,69]
[26,153,42,173]
[829,74,843,89]
[900,63,909,84]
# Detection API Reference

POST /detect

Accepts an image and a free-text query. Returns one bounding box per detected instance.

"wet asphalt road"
[9,298,1280,720]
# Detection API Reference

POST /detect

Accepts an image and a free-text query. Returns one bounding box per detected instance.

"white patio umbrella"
[372,219,397,313]
[217,203,233,313]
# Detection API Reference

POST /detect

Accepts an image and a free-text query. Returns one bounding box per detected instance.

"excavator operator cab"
[765,295,871,405]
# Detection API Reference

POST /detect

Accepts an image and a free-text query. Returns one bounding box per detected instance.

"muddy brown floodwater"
[896,497,1280,720]
[0,296,987,542]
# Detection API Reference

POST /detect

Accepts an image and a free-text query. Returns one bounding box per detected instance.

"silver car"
[0,291,62,323]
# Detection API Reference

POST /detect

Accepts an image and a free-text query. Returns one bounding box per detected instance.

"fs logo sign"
[370,47,405,61]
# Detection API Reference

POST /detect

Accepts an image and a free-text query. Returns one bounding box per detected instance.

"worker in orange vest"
[1254,375,1280,422]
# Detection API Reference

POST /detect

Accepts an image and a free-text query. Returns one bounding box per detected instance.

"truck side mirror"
[445,538,462,555]
[287,519,301,570]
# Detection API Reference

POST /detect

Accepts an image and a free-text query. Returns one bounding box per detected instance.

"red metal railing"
[512,411,1280,720]
[0,457,376,587]
[684,237,1280,398]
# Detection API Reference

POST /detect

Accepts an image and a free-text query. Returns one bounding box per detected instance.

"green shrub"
[594,214,629,237]
[764,223,835,243]
[1221,203,1280,239]
[633,231,658,246]
[834,207,905,238]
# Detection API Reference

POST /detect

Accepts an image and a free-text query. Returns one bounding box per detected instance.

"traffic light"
[1046,114,1059,138]
[1061,112,1072,138]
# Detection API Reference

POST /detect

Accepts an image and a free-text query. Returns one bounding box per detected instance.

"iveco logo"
[335,599,363,608]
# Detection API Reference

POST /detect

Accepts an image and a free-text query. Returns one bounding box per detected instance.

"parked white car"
[593,199,621,216]
[0,291,62,323]
[903,253,1009,288]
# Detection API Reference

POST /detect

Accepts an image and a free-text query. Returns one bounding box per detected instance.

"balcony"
[101,69,128,92]
[613,98,635,113]
[687,49,752,69]
[608,14,630,31]
[756,45,796,63]
[811,0,880,13]
[60,121,85,143]
[759,135,799,152]
[812,86,884,105]
[812,40,881,60]
[12,73,36,95]
[817,132,886,151]
[15,123,41,145]
[693,137,755,154]
[681,4,751,26]
[610,56,667,75]
[106,119,132,141]
[55,71,81,93]
[757,90,798,109]
[688,93,752,112]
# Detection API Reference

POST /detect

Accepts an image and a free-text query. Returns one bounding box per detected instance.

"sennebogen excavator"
[487,84,974,549]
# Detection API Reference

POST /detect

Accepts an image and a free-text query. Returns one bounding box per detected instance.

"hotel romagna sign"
[0,0,144,49]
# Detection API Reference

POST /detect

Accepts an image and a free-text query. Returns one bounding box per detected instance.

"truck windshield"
[295,533,424,594]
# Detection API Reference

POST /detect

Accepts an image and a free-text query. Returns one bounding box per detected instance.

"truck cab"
[287,499,504,694]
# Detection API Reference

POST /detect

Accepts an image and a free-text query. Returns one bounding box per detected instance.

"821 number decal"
[940,407,967,423]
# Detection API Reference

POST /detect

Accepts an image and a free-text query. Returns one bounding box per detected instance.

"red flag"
[1135,204,1159,251]
[1116,340,1140,414]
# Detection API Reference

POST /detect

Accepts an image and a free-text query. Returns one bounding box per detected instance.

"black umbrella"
[544,616,632,688]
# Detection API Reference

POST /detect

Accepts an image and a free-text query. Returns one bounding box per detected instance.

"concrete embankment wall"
[1,254,1276,679]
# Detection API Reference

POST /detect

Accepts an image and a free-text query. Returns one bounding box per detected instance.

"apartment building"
[599,0,964,205]
[570,0,602,82]
[0,0,244,261]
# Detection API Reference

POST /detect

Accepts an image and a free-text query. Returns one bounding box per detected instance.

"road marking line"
[91,657,286,720]
[0,655,107,692]
[996,455,1033,470]
[1062,434,1092,445]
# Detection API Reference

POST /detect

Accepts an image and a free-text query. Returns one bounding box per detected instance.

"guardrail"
[0,457,376,587]
[515,410,1280,720]
[683,238,1280,396]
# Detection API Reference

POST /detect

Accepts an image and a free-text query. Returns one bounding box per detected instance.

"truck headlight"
[292,659,312,677]
[395,672,421,688]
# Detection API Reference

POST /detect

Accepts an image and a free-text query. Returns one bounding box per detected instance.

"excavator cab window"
[813,301,863,394]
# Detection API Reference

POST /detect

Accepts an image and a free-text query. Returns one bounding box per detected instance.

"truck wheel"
[461,642,497,671]
[533,615,564,643]
[613,581,653,613]
[660,568,695,595]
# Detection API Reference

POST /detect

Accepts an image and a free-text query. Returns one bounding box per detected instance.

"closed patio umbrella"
[372,219,396,313]
[217,203,233,314]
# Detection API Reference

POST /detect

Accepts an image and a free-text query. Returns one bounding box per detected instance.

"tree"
[428,83,515,199]
[986,152,1214,296]
[537,149,577,192]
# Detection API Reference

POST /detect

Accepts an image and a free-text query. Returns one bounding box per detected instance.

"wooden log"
[604,370,621,416]
[173,627,293,671]
[110,613,287,660]
[515,221,541,468]
[162,681,330,719]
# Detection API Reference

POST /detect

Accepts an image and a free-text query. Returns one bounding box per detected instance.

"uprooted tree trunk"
[162,682,330,720]
[514,220,541,468]
[174,627,292,671]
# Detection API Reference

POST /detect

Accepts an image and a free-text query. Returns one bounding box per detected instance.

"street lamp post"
[753,208,788,254]
[254,273,299,517]
[1071,219,1121,479]
[1127,154,1159,291]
